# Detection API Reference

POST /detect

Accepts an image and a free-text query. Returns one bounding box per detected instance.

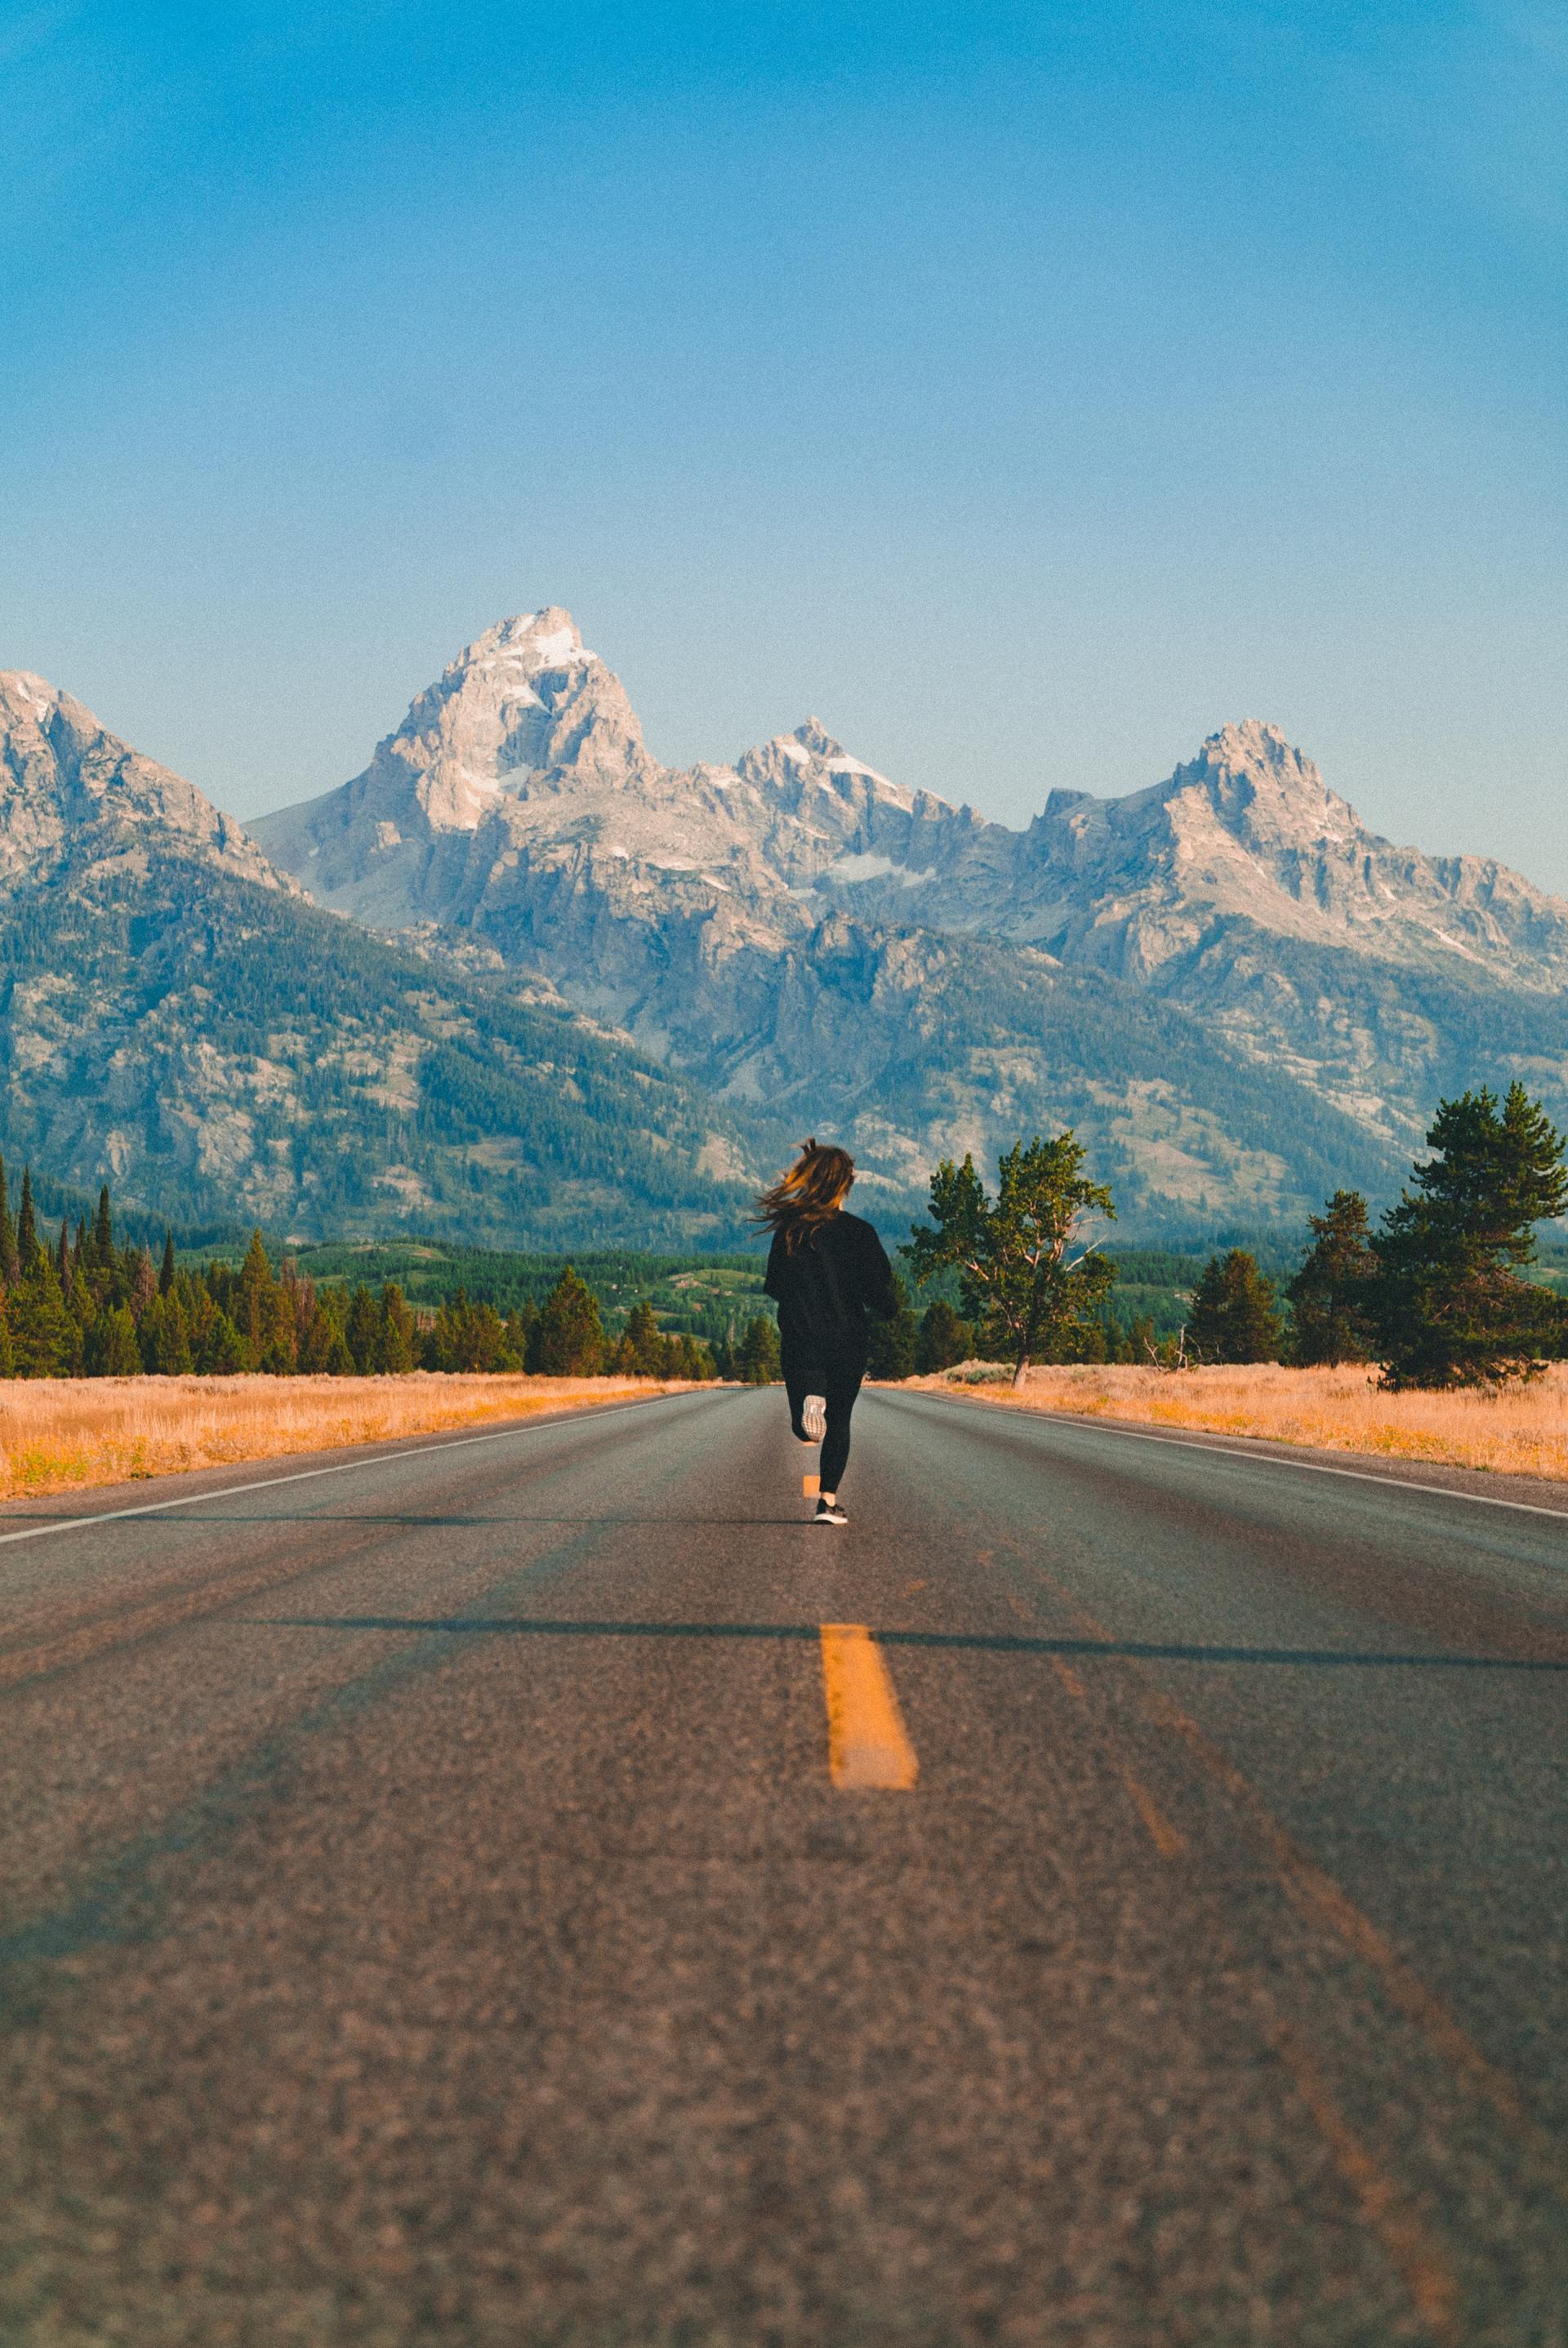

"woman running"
[757,1138,897,1526]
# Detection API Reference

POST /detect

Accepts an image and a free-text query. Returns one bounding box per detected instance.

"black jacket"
[764,1212,898,1357]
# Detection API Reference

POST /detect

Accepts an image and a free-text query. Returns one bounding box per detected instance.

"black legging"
[782,1348,864,1495]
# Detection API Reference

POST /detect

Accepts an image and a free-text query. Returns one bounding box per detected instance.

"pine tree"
[7,1256,80,1377]
[138,1291,194,1375]
[378,1282,418,1374]
[915,1298,974,1373]
[345,1282,382,1374]
[16,1168,39,1274]
[1287,1191,1375,1366]
[532,1268,605,1376]
[735,1314,782,1385]
[865,1273,919,1379]
[1187,1250,1284,1364]
[130,1246,158,1318]
[619,1299,667,1376]
[56,1219,71,1293]
[95,1183,114,1265]
[160,1230,176,1295]
[0,1152,16,1286]
[96,1304,143,1377]
[1370,1083,1568,1388]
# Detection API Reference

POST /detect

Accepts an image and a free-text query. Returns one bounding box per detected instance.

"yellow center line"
[819,1624,920,1791]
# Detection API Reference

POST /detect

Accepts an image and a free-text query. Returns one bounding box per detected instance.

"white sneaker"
[803,1393,827,1441]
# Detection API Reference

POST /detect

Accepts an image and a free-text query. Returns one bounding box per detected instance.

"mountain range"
[3,611,1565,1245]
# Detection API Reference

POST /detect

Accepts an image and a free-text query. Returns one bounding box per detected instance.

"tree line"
[906,1084,1568,1389]
[2,1077,1561,1392]
[0,1161,717,1381]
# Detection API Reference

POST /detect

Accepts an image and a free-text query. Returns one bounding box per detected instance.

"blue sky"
[1,2,1563,878]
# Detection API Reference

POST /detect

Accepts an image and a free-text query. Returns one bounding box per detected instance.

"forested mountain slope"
[0,674,768,1245]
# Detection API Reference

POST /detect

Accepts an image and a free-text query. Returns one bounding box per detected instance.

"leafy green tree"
[735,1314,782,1384]
[906,1134,1116,1385]
[1287,1191,1375,1366]
[865,1273,919,1379]
[1187,1250,1284,1363]
[1370,1083,1568,1388]
[7,1258,80,1377]
[915,1297,973,1372]
[96,1304,143,1377]
[531,1267,605,1376]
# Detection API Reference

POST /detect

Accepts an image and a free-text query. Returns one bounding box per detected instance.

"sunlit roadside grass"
[908,1361,1568,1484]
[0,1373,709,1501]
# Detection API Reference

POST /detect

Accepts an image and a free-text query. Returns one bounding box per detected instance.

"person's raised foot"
[813,1496,849,1526]
[802,1393,827,1441]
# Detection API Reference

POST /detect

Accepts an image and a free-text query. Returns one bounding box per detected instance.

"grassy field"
[0,1374,706,1502]
[914,1360,1568,1484]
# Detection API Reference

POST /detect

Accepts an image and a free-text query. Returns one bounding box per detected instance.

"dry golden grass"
[0,1373,707,1501]
[911,1360,1568,1484]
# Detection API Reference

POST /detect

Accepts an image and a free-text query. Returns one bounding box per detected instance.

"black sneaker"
[813,1498,849,1526]
[802,1392,827,1441]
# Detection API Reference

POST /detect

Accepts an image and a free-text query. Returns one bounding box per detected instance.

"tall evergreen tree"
[865,1273,920,1379]
[7,1257,79,1377]
[16,1169,39,1274]
[345,1282,382,1374]
[378,1282,418,1374]
[531,1267,605,1376]
[1370,1084,1568,1388]
[1287,1191,1375,1366]
[915,1297,974,1373]
[735,1314,782,1384]
[617,1299,667,1376]
[159,1230,176,1295]
[0,1152,16,1285]
[95,1183,114,1265]
[1187,1250,1284,1364]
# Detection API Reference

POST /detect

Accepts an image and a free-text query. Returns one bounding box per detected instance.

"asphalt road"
[1,1384,1565,2347]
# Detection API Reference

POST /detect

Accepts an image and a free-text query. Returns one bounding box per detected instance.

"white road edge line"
[901,1393,1568,1523]
[0,1392,698,1550]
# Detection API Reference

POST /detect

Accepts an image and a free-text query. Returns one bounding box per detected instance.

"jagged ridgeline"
[0,674,781,1245]
[8,626,1568,1245]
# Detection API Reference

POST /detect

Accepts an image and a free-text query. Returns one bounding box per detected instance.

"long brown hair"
[755,1138,856,1250]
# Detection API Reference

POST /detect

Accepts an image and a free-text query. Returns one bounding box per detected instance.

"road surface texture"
[1,1385,1565,2347]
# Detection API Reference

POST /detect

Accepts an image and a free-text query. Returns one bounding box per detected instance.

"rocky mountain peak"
[0,671,288,892]
[1170,719,1350,844]
[449,606,595,683]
